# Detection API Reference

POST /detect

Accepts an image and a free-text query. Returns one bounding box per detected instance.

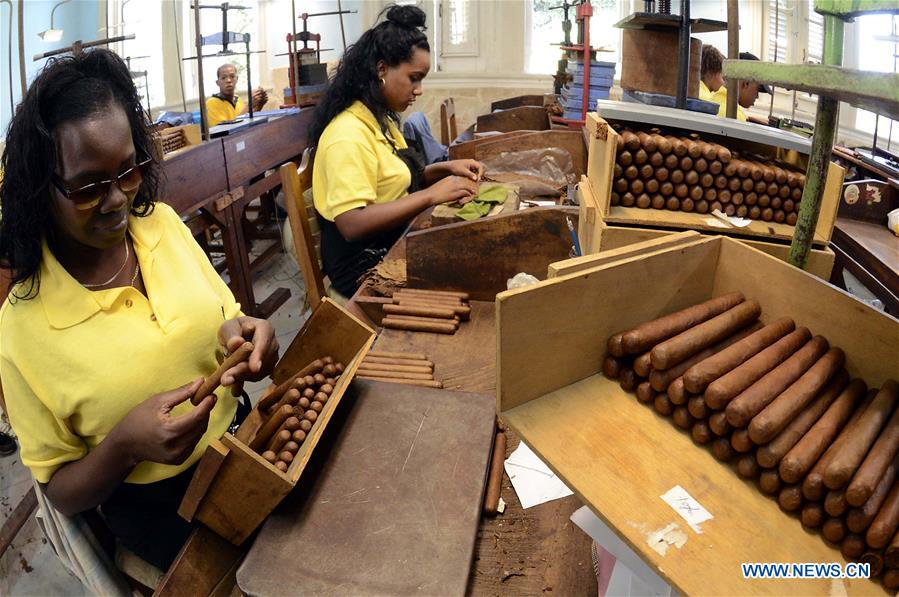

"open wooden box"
[575,175,836,280]
[178,298,375,545]
[496,236,898,595]
[584,112,846,246]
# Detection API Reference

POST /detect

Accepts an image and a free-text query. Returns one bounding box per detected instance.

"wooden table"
[830,217,899,316]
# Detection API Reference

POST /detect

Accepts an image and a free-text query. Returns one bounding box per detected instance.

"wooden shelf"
[614,12,728,33]
[723,60,899,117]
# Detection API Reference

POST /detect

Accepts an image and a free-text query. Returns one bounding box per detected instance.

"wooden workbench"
[830,217,899,315]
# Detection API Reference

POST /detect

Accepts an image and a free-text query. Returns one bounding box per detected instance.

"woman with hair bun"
[309,5,484,297]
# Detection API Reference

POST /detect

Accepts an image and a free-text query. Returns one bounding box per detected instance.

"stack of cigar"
[381,288,471,335]
[604,293,899,586]
[356,350,442,388]
[250,356,344,472]
[610,128,806,224]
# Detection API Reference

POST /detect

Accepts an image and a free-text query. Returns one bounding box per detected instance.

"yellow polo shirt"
[710,86,747,121]
[313,100,411,222]
[0,203,239,484]
[206,94,245,127]
[699,80,714,102]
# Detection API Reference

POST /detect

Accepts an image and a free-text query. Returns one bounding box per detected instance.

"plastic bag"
[481,147,577,198]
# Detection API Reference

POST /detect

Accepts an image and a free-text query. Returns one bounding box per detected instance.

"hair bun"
[386,4,426,29]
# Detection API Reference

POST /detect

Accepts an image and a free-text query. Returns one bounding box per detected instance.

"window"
[765,0,824,64]
[109,1,165,109]
[526,0,623,76]
[767,0,791,64]
[853,13,898,145]
[441,0,477,56]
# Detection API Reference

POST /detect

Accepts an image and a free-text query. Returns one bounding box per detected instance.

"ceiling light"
[37,0,72,42]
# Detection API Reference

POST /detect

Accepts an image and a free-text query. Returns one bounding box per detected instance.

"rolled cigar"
[258,358,326,411]
[664,154,679,169]
[356,368,434,381]
[670,170,685,184]
[731,429,754,453]
[619,368,638,392]
[848,457,899,533]
[786,213,798,226]
[746,344,844,442]
[395,299,471,319]
[708,160,723,175]
[885,531,899,569]
[640,165,654,179]
[841,534,866,559]
[636,194,652,209]
[610,192,620,205]
[633,352,652,377]
[668,378,689,405]
[798,174,806,187]
[279,450,295,465]
[250,404,294,452]
[691,421,713,445]
[621,131,640,151]
[791,187,802,200]
[847,383,899,506]
[826,488,850,517]
[193,341,254,405]
[724,204,736,216]
[636,382,656,403]
[761,207,774,221]
[651,168,668,183]
[705,327,812,410]
[749,164,763,181]
[799,389,874,499]
[666,197,680,210]
[686,317,795,395]
[649,152,664,167]
[359,361,433,375]
[766,183,779,197]
[757,190,769,204]
[709,200,722,212]
[394,290,462,304]
[700,143,717,161]
[382,317,456,334]
[364,355,433,367]
[774,210,786,223]
[291,429,307,444]
[723,162,738,177]
[694,158,708,173]
[685,170,699,186]
[399,288,469,301]
[650,300,761,370]
[633,149,648,165]
[825,381,899,490]
[646,179,660,194]
[270,388,302,415]
[636,131,657,153]
[274,461,289,472]
[674,184,689,199]
[771,197,782,210]
[680,156,694,171]
[386,314,460,326]
[759,469,782,494]
[773,166,787,184]
[651,195,666,209]
[717,147,732,163]
[650,322,762,392]
[681,197,696,212]
[779,485,803,512]
[786,172,800,187]
[383,303,456,320]
[654,394,674,416]
[299,419,312,432]
[621,192,636,207]
[741,178,754,192]
[607,333,625,357]
[783,199,794,212]
[356,375,443,388]
[613,163,622,178]
[712,437,735,461]
[867,481,899,548]
[688,395,710,419]
[262,450,277,464]
[652,134,671,154]
[860,551,884,577]
[710,411,732,436]
[755,371,850,469]
[672,406,694,430]
[483,430,506,515]
[670,137,687,156]
[283,440,300,454]
[266,429,291,454]
[801,503,825,528]
[614,178,629,193]
[689,186,703,201]
[303,410,318,424]
[602,355,624,379]
[736,453,760,478]
[700,173,714,188]
[729,177,742,192]
[886,569,899,589]
[685,139,702,159]
[731,191,744,205]
[715,175,728,190]
[734,161,749,178]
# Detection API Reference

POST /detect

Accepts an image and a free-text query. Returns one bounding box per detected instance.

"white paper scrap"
[660,485,713,533]
[504,442,573,509]
[709,209,752,228]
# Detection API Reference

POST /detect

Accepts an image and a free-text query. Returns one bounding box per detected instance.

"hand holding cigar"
[217,316,280,393]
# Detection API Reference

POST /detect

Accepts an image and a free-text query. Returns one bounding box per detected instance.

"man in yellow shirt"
[707,52,772,122]
[205,63,268,126]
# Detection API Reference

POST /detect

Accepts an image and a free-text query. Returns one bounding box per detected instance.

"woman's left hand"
[217,316,280,393]
[443,159,485,182]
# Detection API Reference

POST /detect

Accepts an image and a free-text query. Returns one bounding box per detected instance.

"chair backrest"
[440,97,457,146]
[279,148,326,311]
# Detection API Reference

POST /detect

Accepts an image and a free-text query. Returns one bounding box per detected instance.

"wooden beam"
[0,487,37,560]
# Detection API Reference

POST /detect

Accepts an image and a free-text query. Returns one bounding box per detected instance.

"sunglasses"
[52,158,152,210]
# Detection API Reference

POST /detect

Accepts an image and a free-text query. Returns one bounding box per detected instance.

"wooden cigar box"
[584,112,846,246]
[497,236,898,595]
[177,298,375,545]
[575,175,837,280]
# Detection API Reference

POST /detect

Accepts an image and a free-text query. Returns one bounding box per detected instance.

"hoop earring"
[379,77,386,86]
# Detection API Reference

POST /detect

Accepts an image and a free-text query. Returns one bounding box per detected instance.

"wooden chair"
[279,148,327,310]
[440,98,457,146]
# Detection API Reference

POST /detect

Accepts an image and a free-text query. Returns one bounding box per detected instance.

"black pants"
[100,394,251,571]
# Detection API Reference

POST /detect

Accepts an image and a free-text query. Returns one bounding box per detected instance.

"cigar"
[398,288,469,301]
[393,299,471,320]
[383,303,457,320]
[356,368,435,381]
[393,291,462,305]
[382,317,457,334]
[356,375,443,388]
[484,430,506,515]
[192,341,254,405]
[366,350,429,360]
[257,357,326,411]
[363,356,434,368]
[250,404,294,452]
[384,313,460,325]
[358,361,433,374]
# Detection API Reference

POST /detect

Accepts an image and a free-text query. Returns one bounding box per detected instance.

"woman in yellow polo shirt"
[0,50,279,571]
[309,5,483,297]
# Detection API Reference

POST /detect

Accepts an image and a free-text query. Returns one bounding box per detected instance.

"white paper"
[503,442,573,509]
[708,209,752,228]
[659,485,714,533]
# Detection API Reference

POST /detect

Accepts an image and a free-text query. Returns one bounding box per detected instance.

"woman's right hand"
[112,378,217,467]
[427,175,478,206]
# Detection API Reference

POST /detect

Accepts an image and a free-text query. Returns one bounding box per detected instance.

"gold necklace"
[82,236,130,289]
[130,260,141,287]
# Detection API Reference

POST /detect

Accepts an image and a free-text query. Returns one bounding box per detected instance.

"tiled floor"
[0,237,309,596]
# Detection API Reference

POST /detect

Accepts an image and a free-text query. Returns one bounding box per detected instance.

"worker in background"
[707,52,773,122]
[307,5,484,298]
[699,44,725,101]
[206,63,268,127]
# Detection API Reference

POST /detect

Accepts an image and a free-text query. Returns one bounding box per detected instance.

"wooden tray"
[178,298,375,545]
[584,112,846,246]
[496,236,898,595]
